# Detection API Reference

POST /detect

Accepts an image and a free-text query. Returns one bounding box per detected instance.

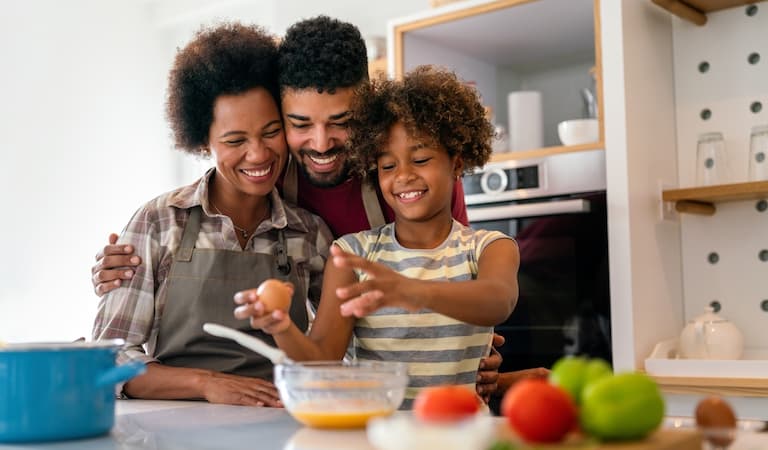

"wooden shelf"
[490,142,604,163]
[652,374,768,398]
[662,181,768,215]
[651,0,764,26]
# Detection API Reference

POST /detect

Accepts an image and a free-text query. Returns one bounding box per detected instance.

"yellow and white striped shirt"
[335,220,513,408]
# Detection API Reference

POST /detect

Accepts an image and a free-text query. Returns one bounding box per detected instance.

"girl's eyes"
[224,139,245,146]
[378,157,432,171]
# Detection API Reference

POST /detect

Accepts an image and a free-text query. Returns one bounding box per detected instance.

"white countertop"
[2,400,767,450]
[0,400,371,450]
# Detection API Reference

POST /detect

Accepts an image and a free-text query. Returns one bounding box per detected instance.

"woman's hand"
[200,371,282,407]
[233,287,293,334]
[330,245,422,317]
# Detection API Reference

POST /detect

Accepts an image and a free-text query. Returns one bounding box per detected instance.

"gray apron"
[154,206,308,381]
[283,156,385,228]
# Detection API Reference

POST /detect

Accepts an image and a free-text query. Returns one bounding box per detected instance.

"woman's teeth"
[242,167,271,177]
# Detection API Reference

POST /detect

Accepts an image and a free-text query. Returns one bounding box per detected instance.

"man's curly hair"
[166,22,280,155]
[348,65,493,183]
[278,15,368,94]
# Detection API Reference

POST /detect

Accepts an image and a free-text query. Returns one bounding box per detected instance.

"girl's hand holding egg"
[256,279,293,312]
[234,279,294,334]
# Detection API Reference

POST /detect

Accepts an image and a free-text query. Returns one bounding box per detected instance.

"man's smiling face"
[281,87,356,188]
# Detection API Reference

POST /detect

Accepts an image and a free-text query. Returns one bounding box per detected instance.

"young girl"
[235,65,519,407]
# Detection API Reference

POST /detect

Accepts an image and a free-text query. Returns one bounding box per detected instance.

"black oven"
[464,150,611,376]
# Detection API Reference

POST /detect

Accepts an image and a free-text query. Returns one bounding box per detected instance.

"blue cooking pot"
[0,339,145,443]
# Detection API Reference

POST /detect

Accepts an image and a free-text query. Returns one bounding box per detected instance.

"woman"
[92,22,331,406]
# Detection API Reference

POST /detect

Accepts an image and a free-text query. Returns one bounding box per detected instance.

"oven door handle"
[467,199,591,221]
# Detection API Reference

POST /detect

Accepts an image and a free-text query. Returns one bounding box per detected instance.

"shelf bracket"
[651,0,707,26]
[674,200,716,215]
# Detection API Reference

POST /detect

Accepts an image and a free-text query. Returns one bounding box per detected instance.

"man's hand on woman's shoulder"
[92,233,141,296]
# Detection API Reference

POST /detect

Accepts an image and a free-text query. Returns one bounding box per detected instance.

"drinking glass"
[748,124,768,181]
[696,132,728,186]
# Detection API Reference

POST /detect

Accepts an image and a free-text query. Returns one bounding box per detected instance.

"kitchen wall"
[0,0,428,343]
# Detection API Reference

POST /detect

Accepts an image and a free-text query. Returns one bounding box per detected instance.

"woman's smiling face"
[376,122,460,224]
[208,87,287,199]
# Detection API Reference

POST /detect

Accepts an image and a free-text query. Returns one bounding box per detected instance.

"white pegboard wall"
[672,4,768,350]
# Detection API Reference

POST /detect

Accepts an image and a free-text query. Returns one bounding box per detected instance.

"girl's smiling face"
[377,122,461,224]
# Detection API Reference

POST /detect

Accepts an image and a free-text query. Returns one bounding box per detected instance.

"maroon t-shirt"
[278,168,468,238]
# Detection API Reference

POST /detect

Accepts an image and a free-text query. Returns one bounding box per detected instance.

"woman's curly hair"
[348,65,493,183]
[166,22,280,155]
[278,15,368,94]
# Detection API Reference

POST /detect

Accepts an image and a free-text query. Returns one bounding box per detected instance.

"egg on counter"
[695,395,737,447]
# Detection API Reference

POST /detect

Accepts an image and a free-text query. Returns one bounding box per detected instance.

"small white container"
[557,118,599,146]
[507,91,543,151]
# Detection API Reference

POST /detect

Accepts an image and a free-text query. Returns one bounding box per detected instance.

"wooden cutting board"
[494,422,702,449]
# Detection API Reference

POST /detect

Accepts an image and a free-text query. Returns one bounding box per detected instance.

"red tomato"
[501,378,577,443]
[413,385,480,423]
[256,279,292,312]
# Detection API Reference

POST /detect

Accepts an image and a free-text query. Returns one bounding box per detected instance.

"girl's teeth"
[399,191,423,199]
[242,167,271,177]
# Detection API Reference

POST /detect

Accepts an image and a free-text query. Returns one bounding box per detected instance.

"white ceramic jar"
[679,307,744,360]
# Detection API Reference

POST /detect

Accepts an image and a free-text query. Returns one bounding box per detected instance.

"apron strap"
[275,229,291,276]
[176,207,202,262]
[361,181,385,228]
[283,156,298,205]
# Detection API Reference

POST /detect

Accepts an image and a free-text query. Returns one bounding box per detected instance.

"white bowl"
[557,119,599,146]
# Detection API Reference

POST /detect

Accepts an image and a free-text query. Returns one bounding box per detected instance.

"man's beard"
[296,147,352,188]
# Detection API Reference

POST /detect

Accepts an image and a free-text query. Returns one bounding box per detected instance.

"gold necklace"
[209,200,258,239]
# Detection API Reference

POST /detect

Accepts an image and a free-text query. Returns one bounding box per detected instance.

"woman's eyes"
[224,139,245,146]
[413,157,431,165]
[263,128,282,138]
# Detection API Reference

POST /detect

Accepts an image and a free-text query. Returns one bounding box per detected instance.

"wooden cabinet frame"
[390,0,604,162]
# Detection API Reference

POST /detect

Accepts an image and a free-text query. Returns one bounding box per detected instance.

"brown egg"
[256,279,292,312]
[695,396,737,447]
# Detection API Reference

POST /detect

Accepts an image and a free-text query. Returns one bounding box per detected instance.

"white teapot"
[679,306,744,360]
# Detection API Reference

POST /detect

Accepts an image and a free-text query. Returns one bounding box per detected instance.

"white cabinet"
[602,0,768,419]
[387,0,603,162]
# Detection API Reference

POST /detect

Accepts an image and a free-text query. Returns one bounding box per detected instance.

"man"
[274,15,468,237]
[91,16,504,399]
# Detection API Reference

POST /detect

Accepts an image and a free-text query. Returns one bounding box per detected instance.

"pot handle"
[96,361,147,388]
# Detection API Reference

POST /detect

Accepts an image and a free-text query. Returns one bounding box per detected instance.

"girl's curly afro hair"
[348,65,494,183]
[166,22,280,155]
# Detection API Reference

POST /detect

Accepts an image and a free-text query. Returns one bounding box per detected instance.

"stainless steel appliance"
[463,149,611,375]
